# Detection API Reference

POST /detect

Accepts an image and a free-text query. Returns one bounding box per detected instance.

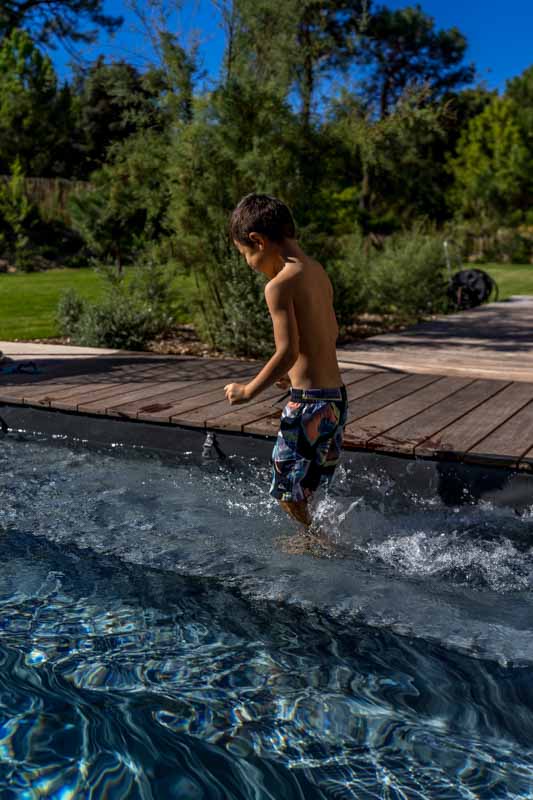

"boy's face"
[234,233,276,277]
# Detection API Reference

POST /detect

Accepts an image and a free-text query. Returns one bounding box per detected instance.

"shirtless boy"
[224,193,347,532]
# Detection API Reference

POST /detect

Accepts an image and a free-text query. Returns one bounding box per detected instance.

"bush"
[57,288,87,332]
[325,231,370,331]
[57,263,177,350]
[0,159,39,271]
[366,231,448,319]
[447,220,533,264]
[194,250,274,358]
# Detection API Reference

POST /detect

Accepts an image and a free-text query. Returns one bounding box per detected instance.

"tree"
[448,96,531,222]
[0,0,122,50]
[213,0,367,128]
[506,65,533,153]
[0,28,77,176]
[294,0,367,129]
[73,57,163,176]
[355,4,475,118]
[330,84,448,225]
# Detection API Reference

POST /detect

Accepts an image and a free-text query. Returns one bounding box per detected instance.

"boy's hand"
[224,382,251,405]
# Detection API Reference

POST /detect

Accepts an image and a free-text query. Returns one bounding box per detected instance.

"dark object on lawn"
[447,269,498,310]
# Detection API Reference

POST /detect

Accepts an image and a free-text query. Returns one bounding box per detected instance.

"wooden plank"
[193,370,377,431]
[77,365,255,415]
[66,380,194,414]
[369,379,507,455]
[32,361,253,411]
[29,364,173,406]
[136,372,257,422]
[105,376,250,417]
[416,381,533,459]
[467,401,533,465]
[33,366,177,408]
[343,376,472,449]
[345,373,440,422]
[242,372,406,437]
[0,358,199,401]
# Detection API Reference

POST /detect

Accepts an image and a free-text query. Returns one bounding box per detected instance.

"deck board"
[342,377,472,449]
[415,382,533,460]
[373,379,510,456]
[466,402,533,465]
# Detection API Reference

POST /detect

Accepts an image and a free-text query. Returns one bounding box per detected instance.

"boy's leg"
[279,498,312,528]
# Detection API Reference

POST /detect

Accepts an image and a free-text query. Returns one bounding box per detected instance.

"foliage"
[506,65,533,150]
[0,158,39,270]
[325,230,370,330]
[329,84,449,225]
[355,5,475,117]
[365,230,449,319]
[0,29,77,177]
[57,263,178,349]
[68,135,168,272]
[72,57,165,176]
[193,249,274,357]
[0,0,122,49]
[448,96,531,222]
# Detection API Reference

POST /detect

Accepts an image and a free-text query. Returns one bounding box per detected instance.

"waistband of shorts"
[289,385,347,402]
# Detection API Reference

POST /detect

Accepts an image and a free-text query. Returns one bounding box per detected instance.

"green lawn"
[0,267,195,340]
[482,263,533,300]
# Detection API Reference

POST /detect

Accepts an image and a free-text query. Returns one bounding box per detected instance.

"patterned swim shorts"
[270,386,348,503]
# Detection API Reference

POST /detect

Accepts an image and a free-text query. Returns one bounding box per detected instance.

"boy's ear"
[249,231,265,249]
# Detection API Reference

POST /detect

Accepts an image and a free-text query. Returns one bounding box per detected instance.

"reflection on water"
[1,434,533,797]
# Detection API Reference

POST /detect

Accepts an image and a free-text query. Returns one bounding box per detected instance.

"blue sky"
[52,0,532,92]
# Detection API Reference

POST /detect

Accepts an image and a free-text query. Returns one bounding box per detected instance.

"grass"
[0,267,195,340]
[481,263,533,300]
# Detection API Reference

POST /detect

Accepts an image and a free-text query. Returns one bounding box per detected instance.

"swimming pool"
[2,430,533,798]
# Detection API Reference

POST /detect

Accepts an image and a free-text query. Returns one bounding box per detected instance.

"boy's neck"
[272,239,306,277]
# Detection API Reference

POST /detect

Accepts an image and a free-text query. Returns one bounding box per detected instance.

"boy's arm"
[248,281,299,398]
[225,280,299,404]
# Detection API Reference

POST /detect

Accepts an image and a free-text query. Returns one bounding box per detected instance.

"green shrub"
[194,250,274,358]
[366,232,448,319]
[446,220,533,264]
[326,231,370,331]
[57,288,87,332]
[57,263,177,350]
[0,159,39,271]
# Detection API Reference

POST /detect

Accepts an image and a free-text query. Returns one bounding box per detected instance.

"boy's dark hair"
[230,193,296,246]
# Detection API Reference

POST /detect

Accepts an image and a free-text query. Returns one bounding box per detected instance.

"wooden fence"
[0,176,91,223]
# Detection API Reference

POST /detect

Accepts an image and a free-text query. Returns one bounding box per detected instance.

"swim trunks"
[270,386,348,502]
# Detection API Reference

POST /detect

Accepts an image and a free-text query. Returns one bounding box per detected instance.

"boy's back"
[271,255,342,390]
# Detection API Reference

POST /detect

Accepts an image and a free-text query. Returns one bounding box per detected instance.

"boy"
[224,193,347,533]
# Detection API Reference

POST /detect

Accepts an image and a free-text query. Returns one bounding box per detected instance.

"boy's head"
[230,193,296,275]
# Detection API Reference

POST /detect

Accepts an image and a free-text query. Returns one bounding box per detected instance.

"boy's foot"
[274,527,340,558]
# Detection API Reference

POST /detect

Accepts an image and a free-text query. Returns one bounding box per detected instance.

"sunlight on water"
[1,433,533,797]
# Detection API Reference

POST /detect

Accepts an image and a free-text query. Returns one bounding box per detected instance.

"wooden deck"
[2,297,533,470]
[338,296,533,382]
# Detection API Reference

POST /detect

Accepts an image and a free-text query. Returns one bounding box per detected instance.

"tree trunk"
[359,163,370,213]
[300,21,314,131]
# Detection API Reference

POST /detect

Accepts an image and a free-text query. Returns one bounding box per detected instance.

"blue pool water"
[2,432,533,798]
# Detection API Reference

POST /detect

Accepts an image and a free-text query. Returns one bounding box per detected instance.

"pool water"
[2,433,533,798]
